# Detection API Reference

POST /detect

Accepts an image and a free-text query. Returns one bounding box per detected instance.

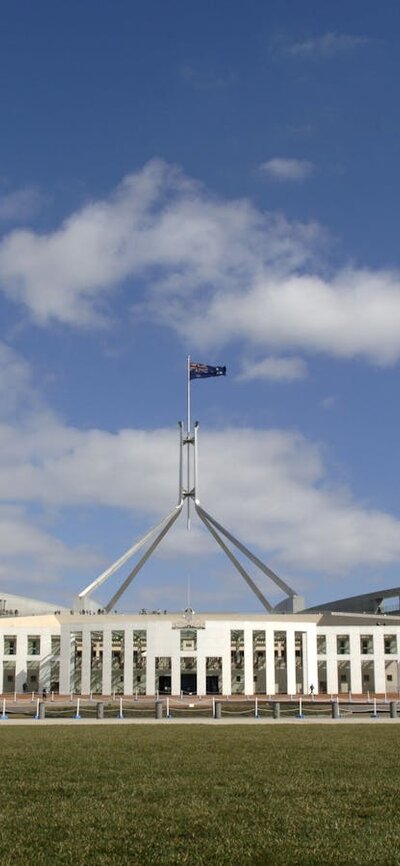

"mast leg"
[79,503,183,601]
[105,503,183,612]
[196,503,295,599]
[196,508,273,612]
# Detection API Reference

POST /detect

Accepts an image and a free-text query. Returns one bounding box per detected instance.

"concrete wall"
[0,613,399,696]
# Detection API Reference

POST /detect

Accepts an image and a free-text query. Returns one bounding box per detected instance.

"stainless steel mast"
[77,360,298,611]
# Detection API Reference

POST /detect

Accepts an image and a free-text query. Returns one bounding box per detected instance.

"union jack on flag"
[190,362,227,380]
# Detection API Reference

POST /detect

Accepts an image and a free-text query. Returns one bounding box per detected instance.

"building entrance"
[181,673,197,694]
[2,662,15,693]
[158,675,171,694]
[206,675,220,694]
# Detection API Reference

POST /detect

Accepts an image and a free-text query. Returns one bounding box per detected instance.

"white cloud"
[166,270,400,366]
[0,341,33,415]
[0,186,43,223]
[321,395,338,410]
[0,343,398,596]
[0,343,103,591]
[0,402,400,577]
[286,32,369,58]
[0,159,322,326]
[260,158,315,181]
[238,356,308,382]
[0,504,101,590]
[1,161,400,367]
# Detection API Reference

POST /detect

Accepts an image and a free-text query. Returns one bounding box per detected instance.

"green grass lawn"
[0,725,399,866]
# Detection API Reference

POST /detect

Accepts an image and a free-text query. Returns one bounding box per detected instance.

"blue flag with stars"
[190,362,226,380]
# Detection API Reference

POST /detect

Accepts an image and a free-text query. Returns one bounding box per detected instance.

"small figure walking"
[310,684,315,697]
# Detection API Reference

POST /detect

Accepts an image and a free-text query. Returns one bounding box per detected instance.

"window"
[206,657,222,672]
[28,636,40,656]
[133,630,147,672]
[337,635,349,655]
[274,632,286,660]
[317,635,326,655]
[4,636,16,655]
[384,635,397,654]
[180,629,197,651]
[156,657,171,671]
[360,635,373,655]
[253,631,265,651]
[111,631,124,694]
[231,631,244,679]
[51,636,60,656]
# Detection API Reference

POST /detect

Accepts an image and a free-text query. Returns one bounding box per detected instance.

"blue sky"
[1,0,400,612]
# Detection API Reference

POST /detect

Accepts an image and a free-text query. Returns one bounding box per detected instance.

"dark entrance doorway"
[206,675,220,694]
[158,675,171,694]
[181,673,197,694]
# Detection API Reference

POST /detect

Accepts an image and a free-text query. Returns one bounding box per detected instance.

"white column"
[81,629,91,695]
[15,632,27,692]
[39,632,52,692]
[265,627,275,695]
[286,629,296,695]
[326,631,338,695]
[221,635,231,696]
[244,629,253,696]
[0,634,4,693]
[146,657,155,695]
[373,630,386,694]
[102,629,112,696]
[197,656,206,696]
[124,628,133,696]
[145,629,156,697]
[171,656,180,695]
[59,628,70,695]
[0,633,3,692]
[349,631,362,694]
[396,629,400,693]
[253,628,267,695]
[305,628,318,695]
[301,632,308,694]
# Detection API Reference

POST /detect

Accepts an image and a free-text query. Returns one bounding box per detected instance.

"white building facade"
[0,610,399,697]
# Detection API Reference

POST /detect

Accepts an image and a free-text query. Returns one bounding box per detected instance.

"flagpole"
[178,421,183,504]
[187,355,191,434]
[186,355,191,530]
[194,421,199,503]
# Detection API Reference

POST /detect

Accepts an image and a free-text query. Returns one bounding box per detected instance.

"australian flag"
[190,362,227,380]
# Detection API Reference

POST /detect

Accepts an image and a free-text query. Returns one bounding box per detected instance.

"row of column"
[3,633,54,693]
[59,626,317,696]
[324,632,392,694]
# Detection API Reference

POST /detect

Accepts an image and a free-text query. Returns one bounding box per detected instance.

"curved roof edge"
[304,587,400,615]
